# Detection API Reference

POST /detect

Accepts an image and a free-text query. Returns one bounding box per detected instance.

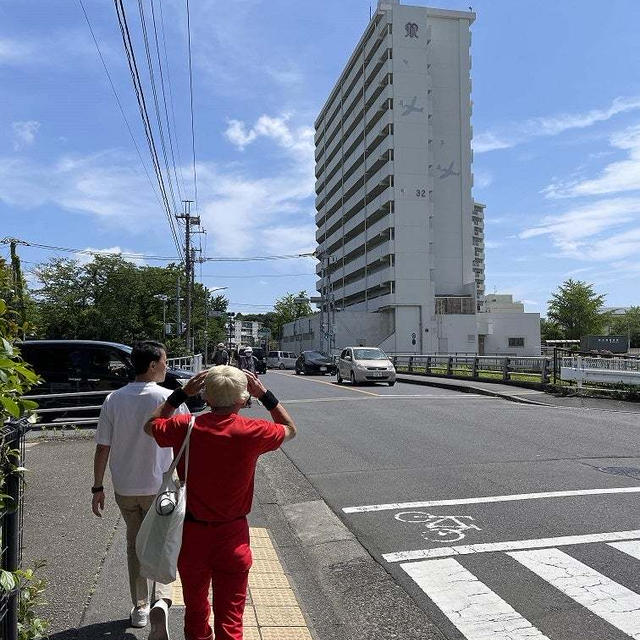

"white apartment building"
[284,0,541,356]
[473,202,485,310]
[314,0,476,354]
[230,319,263,348]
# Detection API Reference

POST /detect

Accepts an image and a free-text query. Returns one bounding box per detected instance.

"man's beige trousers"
[115,493,174,607]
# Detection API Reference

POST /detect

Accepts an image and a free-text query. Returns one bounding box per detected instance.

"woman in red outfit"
[144,366,297,640]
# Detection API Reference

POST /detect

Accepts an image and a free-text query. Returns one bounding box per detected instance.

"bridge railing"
[391,354,551,383]
[167,353,204,373]
[560,355,640,387]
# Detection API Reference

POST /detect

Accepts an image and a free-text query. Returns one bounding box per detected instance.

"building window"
[508,337,525,348]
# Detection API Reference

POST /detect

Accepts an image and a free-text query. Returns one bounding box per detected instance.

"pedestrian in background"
[92,340,189,638]
[238,346,258,375]
[144,366,296,640]
[212,342,229,366]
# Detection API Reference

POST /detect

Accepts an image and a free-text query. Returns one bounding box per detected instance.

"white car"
[266,350,297,370]
[337,347,396,386]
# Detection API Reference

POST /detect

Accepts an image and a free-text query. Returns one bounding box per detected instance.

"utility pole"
[176,200,202,352]
[1,237,27,331]
[176,276,182,340]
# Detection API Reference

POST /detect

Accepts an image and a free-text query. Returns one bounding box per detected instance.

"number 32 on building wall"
[416,188,427,198]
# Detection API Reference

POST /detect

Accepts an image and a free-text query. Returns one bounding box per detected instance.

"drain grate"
[598,466,640,480]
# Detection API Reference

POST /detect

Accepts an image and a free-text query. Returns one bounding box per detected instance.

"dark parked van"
[19,340,204,424]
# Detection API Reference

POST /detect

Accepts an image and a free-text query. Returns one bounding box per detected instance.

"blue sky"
[2,0,640,316]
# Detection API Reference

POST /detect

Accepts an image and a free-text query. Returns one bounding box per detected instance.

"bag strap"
[166,415,195,477]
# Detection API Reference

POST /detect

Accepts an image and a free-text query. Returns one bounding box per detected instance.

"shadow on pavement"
[49,619,137,640]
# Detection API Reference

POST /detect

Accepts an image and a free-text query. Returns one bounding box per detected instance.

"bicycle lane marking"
[339,487,640,563]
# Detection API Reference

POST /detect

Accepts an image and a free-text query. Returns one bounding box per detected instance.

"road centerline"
[270,370,381,396]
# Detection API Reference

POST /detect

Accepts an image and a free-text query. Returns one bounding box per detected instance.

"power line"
[200,273,314,278]
[185,0,198,209]
[114,0,183,260]
[0,237,314,263]
[149,0,184,203]
[158,0,188,199]
[77,0,161,207]
[137,0,179,213]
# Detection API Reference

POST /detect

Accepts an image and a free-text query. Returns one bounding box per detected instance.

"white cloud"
[224,114,314,161]
[0,151,161,230]
[73,246,146,266]
[12,121,40,151]
[543,123,640,198]
[0,38,34,65]
[474,96,640,154]
[519,197,640,260]
[473,169,493,189]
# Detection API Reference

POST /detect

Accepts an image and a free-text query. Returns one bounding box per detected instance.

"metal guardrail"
[0,418,27,640]
[22,390,110,429]
[392,354,551,383]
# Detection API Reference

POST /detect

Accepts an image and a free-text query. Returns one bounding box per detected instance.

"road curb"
[395,375,553,406]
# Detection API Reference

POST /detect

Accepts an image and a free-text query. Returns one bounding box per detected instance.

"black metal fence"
[0,418,28,640]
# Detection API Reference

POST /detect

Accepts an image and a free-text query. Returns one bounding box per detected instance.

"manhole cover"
[598,466,640,480]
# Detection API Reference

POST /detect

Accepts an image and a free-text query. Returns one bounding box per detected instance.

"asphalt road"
[256,370,640,640]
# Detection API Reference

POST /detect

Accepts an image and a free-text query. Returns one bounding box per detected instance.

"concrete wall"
[280,311,395,356]
[481,312,541,356]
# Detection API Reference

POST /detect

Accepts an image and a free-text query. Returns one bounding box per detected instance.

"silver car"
[336,347,396,386]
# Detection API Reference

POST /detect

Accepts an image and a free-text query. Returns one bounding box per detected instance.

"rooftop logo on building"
[405,22,419,38]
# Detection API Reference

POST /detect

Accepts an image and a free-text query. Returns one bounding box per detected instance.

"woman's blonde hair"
[203,365,250,408]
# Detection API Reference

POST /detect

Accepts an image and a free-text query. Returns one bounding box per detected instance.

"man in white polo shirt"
[91,341,196,640]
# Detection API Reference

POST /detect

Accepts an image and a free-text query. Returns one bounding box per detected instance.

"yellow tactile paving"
[251,588,299,607]
[249,572,291,589]
[254,605,306,627]
[261,628,313,640]
[249,536,275,550]
[171,527,311,637]
[250,559,285,573]
[251,547,280,561]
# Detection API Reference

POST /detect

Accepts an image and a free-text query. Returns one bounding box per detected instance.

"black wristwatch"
[91,486,104,494]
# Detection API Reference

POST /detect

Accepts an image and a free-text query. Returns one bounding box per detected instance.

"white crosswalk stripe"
[402,558,550,640]
[509,548,640,639]
[401,543,640,640]
[610,539,640,561]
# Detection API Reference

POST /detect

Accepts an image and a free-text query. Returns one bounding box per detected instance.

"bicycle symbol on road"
[394,511,481,543]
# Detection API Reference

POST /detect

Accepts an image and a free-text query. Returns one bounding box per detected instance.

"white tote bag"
[136,416,195,584]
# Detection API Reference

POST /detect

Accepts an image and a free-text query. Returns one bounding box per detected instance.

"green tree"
[31,256,230,357]
[540,317,564,341]
[547,279,608,339]
[271,292,313,339]
[609,306,640,348]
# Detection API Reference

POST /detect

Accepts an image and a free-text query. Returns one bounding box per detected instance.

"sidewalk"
[22,435,314,640]
[396,373,640,413]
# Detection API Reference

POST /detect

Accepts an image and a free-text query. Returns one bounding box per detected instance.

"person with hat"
[211,342,229,366]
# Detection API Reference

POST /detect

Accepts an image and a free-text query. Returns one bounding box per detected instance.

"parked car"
[19,340,205,424]
[266,350,297,370]
[295,351,336,376]
[337,346,396,386]
[237,346,267,374]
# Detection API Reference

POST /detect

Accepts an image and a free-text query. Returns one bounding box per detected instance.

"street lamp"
[153,294,169,339]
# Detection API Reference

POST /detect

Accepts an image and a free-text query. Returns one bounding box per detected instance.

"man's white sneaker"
[130,605,150,628]
[149,599,170,640]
